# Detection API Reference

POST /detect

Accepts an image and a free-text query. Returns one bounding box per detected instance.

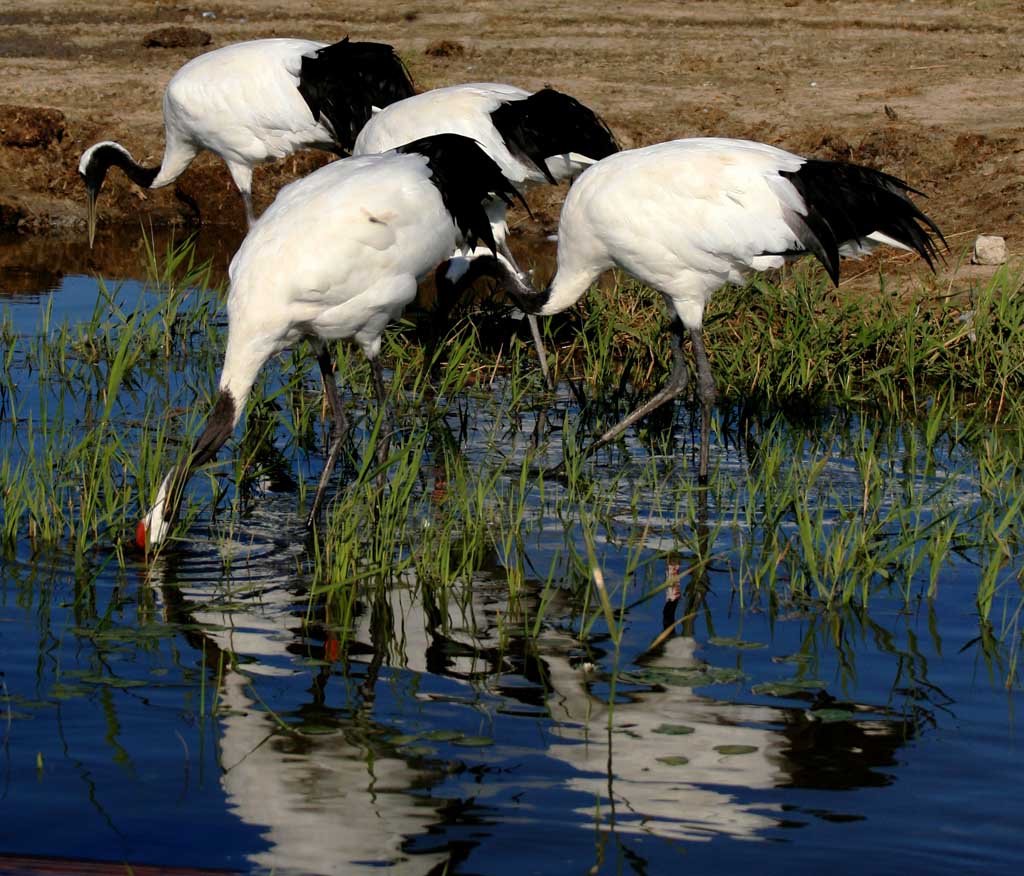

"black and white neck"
[79,141,161,193]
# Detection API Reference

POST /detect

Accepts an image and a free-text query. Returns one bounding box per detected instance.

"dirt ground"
[1,0,1022,280]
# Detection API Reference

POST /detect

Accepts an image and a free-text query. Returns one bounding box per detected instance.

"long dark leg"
[688,326,716,483]
[369,356,391,470]
[305,346,350,528]
[551,319,690,474]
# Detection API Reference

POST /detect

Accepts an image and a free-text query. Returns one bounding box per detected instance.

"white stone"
[972,234,1007,266]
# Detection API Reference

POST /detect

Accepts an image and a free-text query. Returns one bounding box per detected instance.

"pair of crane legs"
[305,311,717,528]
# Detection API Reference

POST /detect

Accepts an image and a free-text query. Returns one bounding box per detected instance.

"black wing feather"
[398,133,527,254]
[490,88,618,184]
[780,160,947,285]
[297,37,415,153]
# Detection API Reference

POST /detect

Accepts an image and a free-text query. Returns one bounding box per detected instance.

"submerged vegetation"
[1,235,1022,682]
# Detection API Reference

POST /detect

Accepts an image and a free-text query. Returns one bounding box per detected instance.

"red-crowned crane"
[135,133,524,551]
[353,83,619,387]
[500,137,946,479]
[78,37,414,243]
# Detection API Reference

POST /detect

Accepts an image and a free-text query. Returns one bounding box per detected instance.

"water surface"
[1,233,1020,875]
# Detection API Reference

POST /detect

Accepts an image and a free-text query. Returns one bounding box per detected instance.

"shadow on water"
[0,227,246,296]
[1,237,1022,874]
[0,226,558,314]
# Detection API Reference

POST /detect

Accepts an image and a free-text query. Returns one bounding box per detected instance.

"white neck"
[539,263,605,316]
[218,335,273,422]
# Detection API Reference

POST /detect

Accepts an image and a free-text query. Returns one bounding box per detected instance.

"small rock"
[425,39,466,58]
[201,10,217,19]
[142,26,212,48]
[0,105,66,148]
[972,234,1007,266]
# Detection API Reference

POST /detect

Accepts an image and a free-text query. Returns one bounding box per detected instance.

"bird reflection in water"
[138,456,949,873]
[148,547,452,876]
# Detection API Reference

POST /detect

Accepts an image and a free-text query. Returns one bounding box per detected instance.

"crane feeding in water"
[353,83,619,387]
[79,36,414,243]
[500,136,946,479]
[135,132,524,552]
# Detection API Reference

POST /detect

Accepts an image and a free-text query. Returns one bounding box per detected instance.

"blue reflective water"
[1,263,1021,875]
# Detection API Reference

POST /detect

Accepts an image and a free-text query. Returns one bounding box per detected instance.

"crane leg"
[369,357,392,471]
[546,319,691,476]
[687,327,716,484]
[227,162,256,228]
[549,319,689,474]
[306,347,350,528]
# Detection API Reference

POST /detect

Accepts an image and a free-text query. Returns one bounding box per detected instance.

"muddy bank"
[0,0,1021,268]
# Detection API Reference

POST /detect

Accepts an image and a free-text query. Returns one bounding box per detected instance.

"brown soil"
[0,0,1022,282]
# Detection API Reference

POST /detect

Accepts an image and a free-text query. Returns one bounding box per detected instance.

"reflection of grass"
[1,235,1023,675]
[0,237,219,558]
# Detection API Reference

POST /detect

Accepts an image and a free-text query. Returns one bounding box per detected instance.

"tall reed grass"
[1,236,1021,670]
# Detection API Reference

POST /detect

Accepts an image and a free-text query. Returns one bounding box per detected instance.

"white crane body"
[539,138,935,330]
[154,39,337,189]
[503,137,945,479]
[79,37,414,237]
[354,83,601,186]
[219,153,461,409]
[136,134,521,551]
[353,82,618,387]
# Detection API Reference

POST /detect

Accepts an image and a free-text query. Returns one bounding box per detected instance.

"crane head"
[135,470,177,554]
[78,141,135,248]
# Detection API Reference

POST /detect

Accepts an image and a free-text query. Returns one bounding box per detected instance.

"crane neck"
[497,258,605,318]
[496,263,552,315]
[82,142,160,193]
[538,267,600,316]
[138,390,236,550]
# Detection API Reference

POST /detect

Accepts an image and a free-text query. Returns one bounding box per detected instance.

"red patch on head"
[135,519,147,552]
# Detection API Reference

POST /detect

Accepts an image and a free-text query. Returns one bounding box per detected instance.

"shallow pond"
[1,233,1021,875]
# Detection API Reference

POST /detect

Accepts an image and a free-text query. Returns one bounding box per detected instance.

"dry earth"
[0,0,1022,282]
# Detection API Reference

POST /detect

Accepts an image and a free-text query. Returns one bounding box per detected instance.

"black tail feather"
[780,161,947,285]
[398,133,528,254]
[297,37,415,153]
[490,88,619,184]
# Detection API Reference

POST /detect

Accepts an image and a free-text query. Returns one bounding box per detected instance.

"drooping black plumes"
[490,88,619,184]
[297,37,415,153]
[780,160,947,284]
[399,133,527,254]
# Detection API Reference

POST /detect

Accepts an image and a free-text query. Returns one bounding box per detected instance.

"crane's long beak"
[498,261,549,315]
[86,188,98,249]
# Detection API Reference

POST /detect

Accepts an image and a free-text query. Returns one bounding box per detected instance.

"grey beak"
[86,188,98,249]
